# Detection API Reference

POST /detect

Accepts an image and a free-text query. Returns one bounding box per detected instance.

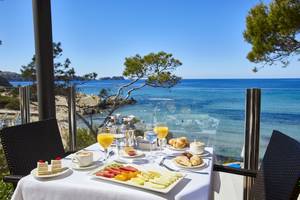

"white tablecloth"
[12,144,214,200]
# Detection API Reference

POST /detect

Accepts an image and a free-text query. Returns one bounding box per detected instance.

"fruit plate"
[89,163,185,194]
[31,167,71,178]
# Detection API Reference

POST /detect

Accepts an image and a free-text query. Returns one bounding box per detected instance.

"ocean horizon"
[11,78,300,160]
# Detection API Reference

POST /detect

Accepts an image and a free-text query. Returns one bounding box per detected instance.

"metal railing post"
[19,86,31,124]
[243,88,261,200]
[68,85,77,151]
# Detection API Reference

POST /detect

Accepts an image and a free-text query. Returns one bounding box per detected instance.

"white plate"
[120,150,145,158]
[167,145,188,151]
[90,164,185,194]
[172,158,206,169]
[71,161,101,170]
[31,167,71,178]
[188,150,210,157]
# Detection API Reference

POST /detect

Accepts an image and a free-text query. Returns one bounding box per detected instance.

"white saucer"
[188,150,210,157]
[167,145,188,151]
[31,167,71,178]
[71,161,100,170]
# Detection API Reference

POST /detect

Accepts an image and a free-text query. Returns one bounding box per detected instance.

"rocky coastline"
[0,76,12,87]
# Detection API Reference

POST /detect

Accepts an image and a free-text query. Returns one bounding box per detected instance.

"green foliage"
[0,147,13,200]
[20,57,36,81]
[131,117,140,124]
[20,42,97,86]
[7,88,19,98]
[0,95,19,110]
[0,179,13,200]
[20,42,97,100]
[83,73,98,80]
[99,89,109,99]
[76,128,96,150]
[21,42,76,84]
[0,147,9,179]
[123,51,182,88]
[4,100,19,110]
[244,0,300,70]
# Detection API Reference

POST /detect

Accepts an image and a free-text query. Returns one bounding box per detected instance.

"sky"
[0,0,299,79]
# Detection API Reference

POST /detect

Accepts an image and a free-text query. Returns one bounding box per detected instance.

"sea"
[11,79,300,161]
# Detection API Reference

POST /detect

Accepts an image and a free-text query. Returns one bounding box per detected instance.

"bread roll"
[190,155,203,166]
[169,137,190,149]
[175,156,191,167]
[175,139,186,149]
[168,138,176,146]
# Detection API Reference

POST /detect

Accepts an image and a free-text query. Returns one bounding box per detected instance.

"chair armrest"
[213,164,257,178]
[3,175,24,184]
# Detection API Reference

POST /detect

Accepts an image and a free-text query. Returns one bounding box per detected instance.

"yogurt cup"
[189,141,205,154]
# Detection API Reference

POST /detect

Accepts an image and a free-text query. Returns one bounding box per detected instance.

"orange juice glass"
[154,124,169,154]
[97,131,114,162]
[154,126,169,139]
[97,133,114,149]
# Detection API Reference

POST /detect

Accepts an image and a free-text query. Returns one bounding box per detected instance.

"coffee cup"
[190,141,205,154]
[72,151,93,167]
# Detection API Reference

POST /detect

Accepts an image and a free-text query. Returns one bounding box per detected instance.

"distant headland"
[0,70,125,82]
[99,76,125,80]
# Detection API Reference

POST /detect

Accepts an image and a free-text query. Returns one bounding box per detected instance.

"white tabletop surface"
[11,144,214,200]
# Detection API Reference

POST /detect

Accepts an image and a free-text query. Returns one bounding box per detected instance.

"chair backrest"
[0,118,66,176]
[251,130,300,200]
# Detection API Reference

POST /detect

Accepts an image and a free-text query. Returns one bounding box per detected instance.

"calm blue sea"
[11,79,300,160]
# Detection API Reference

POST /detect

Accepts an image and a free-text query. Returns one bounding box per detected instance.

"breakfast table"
[11,143,214,200]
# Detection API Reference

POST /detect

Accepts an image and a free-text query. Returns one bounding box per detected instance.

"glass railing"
[53,87,71,151]
[0,86,21,128]
[4,80,299,166]
[73,81,247,164]
[260,88,300,159]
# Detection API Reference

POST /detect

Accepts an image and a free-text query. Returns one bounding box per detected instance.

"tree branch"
[125,84,147,100]
[115,78,140,99]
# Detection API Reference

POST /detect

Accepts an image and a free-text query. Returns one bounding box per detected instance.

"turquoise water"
[11,79,300,160]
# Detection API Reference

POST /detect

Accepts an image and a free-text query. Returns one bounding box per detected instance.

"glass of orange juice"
[97,127,114,162]
[153,123,168,155]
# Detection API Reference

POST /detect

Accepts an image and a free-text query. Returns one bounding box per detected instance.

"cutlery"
[99,150,114,161]
[159,155,175,165]
[115,158,131,164]
[82,148,103,152]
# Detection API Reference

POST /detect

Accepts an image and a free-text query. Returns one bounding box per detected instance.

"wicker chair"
[0,118,72,187]
[214,130,300,200]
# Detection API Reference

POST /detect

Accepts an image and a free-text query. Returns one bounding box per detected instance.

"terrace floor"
[213,172,243,200]
[213,172,300,200]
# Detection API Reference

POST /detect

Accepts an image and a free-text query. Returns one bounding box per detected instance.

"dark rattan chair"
[0,118,72,186]
[214,130,300,200]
